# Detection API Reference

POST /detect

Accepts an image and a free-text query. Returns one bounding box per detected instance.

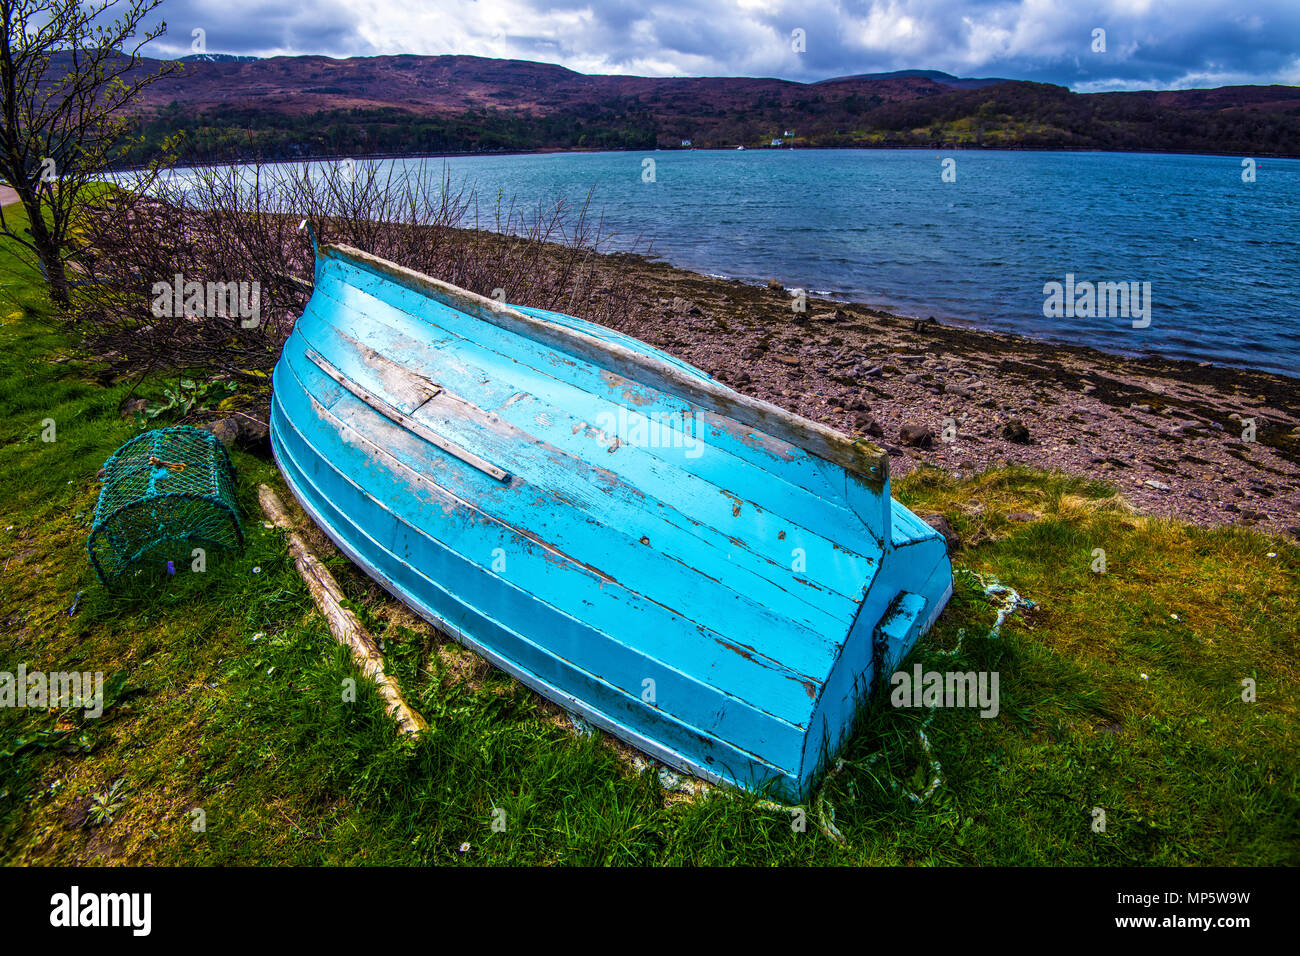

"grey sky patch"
[139,0,1300,90]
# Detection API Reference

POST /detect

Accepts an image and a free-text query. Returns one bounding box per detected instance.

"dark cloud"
[150,0,378,58]
[139,0,1300,89]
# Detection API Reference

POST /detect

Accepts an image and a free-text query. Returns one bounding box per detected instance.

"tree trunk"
[39,247,70,308]
[22,198,70,307]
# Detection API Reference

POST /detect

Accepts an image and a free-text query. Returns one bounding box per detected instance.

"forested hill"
[85,52,1300,162]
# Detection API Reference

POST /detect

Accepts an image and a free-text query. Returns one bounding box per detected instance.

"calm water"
[174,149,1300,376]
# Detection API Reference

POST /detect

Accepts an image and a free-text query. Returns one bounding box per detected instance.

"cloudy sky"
[145,0,1300,91]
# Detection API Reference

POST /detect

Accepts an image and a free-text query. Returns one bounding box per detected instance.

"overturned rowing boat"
[270,231,953,800]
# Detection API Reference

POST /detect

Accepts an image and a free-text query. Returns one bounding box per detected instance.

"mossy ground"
[1,201,1296,865]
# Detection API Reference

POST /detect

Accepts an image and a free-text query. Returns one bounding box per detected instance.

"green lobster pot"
[88,426,243,585]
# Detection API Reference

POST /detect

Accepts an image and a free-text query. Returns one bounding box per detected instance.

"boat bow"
[270,240,953,799]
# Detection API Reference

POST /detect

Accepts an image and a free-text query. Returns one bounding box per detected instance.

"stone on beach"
[1001,419,1032,444]
[921,513,960,554]
[201,418,240,447]
[899,423,934,447]
[199,416,268,450]
[853,413,885,438]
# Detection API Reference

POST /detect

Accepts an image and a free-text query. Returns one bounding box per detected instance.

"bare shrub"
[70,158,650,401]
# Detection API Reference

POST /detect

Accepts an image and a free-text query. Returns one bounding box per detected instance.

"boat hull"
[270,241,953,800]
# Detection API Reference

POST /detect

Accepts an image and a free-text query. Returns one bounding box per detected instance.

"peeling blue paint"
[270,241,953,800]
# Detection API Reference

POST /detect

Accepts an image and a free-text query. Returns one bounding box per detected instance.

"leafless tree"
[0,0,176,305]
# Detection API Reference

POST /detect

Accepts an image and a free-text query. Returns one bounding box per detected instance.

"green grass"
[0,201,1297,865]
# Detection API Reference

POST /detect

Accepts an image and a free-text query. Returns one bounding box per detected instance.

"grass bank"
[1,202,1296,865]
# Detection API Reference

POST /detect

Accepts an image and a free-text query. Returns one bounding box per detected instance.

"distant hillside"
[78,52,1300,162]
[178,53,261,63]
[820,69,1011,90]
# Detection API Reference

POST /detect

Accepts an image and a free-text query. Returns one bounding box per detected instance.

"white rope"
[866,570,1034,806]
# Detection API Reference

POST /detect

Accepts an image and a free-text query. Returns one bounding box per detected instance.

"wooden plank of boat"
[303,346,509,482]
[270,237,953,800]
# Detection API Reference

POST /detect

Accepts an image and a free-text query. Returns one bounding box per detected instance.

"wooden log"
[257,483,428,737]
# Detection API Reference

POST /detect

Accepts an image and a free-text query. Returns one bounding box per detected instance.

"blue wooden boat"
[270,232,953,800]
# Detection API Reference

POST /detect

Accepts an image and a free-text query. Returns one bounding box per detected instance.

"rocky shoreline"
[576,249,1300,539]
